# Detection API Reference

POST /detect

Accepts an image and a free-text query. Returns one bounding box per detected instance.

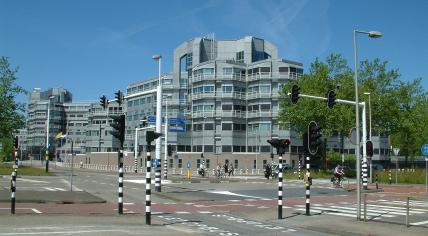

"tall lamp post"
[164,95,172,179]
[364,92,373,183]
[45,95,55,172]
[354,30,382,220]
[153,54,162,192]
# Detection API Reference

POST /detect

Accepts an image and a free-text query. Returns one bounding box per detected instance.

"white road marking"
[198,211,213,214]
[54,188,66,191]
[123,203,135,205]
[31,209,42,214]
[18,178,47,183]
[0,229,126,235]
[410,220,428,226]
[44,187,56,191]
[175,211,190,214]
[208,190,264,199]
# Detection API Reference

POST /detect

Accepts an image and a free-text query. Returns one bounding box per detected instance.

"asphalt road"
[1,166,428,235]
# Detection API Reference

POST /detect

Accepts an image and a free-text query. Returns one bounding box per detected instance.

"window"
[222,123,232,130]
[222,145,232,152]
[259,85,270,93]
[193,124,202,131]
[140,98,145,104]
[205,123,214,130]
[197,159,201,168]
[279,67,289,73]
[206,159,210,168]
[260,104,271,111]
[169,159,173,168]
[178,159,182,168]
[263,160,268,168]
[202,68,214,75]
[253,160,256,169]
[222,104,232,111]
[234,160,239,169]
[204,86,214,93]
[261,146,271,153]
[127,101,133,107]
[236,51,244,63]
[163,79,172,85]
[223,67,233,75]
[233,123,241,131]
[204,145,213,153]
[222,85,233,93]
[260,67,270,73]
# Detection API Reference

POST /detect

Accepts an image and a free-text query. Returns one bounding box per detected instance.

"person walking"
[265,163,271,180]
[229,164,234,176]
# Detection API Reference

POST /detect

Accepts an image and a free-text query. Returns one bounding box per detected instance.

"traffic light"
[146,130,162,144]
[366,140,374,157]
[13,136,19,149]
[327,90,336,109]
[308,121,322,155]
[168,145,173,156]
[115,90,123,106]
[267,138,291,155]
[291,85,300,104]
[99,95,108,109]
[110,114,125,148]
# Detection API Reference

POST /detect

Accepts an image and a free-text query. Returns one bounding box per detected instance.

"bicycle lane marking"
[210,213,297,233]
[157,214,240,235]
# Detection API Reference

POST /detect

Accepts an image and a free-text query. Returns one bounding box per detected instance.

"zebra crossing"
[293,199,428,223]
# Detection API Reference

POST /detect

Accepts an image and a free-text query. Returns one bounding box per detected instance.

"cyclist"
[334,164,344,186]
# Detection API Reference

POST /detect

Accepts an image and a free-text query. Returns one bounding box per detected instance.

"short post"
[362,160,368,190]
[406,197,409,227]
[375,174,378,190]
[305,156,311,216]
[298,159,301,180]
[278,154,283,219]
[118,150,124,214]
[146,144,152,225]
[11,168,17,214]
[388,169,392,184]
[363,193,367,222]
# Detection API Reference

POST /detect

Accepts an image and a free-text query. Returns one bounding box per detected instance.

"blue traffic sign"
[187,160,191,168]
[421,144,428,156]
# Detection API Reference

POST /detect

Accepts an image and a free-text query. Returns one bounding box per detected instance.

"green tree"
[0,57,26,161]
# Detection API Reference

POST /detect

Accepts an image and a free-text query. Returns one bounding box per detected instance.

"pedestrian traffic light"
[168,144,172,156]
[366,140,374,157]
[13,136,18,149]
[146,130,162,144]
[99,95,108,109]
[308,121,322,155]
[110,114,125,148]
[327,90,336,109]
[291,85,300,104]
[115,90,123,106]
[267,138,291,155]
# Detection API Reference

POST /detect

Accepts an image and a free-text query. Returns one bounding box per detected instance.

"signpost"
[421,144,428,194]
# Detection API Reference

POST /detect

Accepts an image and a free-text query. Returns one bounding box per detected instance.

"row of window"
[191,66,302,76]
[127,96,154,107]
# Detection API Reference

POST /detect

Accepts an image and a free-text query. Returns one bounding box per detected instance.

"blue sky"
[1,0,427,104]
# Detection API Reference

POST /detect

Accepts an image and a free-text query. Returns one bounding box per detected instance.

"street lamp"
[45,95,55,172]
[163,94,172,180]
[364,92,373,183]
[354,29,382,220]
[152,54,162,192]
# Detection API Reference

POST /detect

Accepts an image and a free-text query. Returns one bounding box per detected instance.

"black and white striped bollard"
[305,156,311,215]
[163,157,168,180]
[134,157,138,173]
[362,159,368,190]
[375,174,379,189]
[278,154,283,219]
[146,145,152,225]
[11,168,17,214]
[298,159,301,180]
[155,156,161,192]
[118,150,124,214]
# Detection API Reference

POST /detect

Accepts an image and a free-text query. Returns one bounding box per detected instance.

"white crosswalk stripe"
[294,200,428,219]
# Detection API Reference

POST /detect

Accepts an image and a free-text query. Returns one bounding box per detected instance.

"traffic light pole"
[146,143,152,225]
[278,153,283,219]
[291,92,368,219]
[118,150,124,214]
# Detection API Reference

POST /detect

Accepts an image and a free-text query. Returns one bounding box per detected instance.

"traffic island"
[0,190,106,204]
